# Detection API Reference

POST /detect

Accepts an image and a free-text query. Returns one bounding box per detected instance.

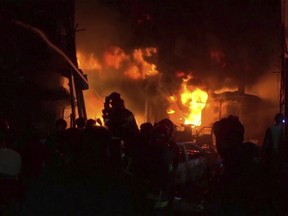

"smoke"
[75,0,282,130]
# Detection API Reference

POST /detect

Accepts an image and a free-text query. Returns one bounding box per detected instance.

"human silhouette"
[75,117,86,130]
[86,118,96,129]
[102,92,139,170]
[140,119,179,215]
[262,113,284,175]
[262,113,286,215]
[211,115,266,215]
[102,92,139,143]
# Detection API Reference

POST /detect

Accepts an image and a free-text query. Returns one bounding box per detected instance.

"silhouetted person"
[18,122,50,184]
[76,126,112,179]
[86,118,96,129]
[102,92,139,170]
[157,119,180,172]
[45,118,68,171]
[211,115,266,215]
[46,118,67,147]
[262,113,286,215]
[132,122,154,172]
[262,113,284,175]
[130,122,154,213]
[75,117,86,130]
[102,92,139,144]
[55,118,68,131]
[143,120,179,215]
[139,122,153,142]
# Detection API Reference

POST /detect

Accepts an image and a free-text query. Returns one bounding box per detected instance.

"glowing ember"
[167,108,176,114]
[168,96,176,102]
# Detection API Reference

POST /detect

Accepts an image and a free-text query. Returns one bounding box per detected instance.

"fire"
[167,108,175,114]
[104,46,127,70]
[180,87,208,126]
[168,96,176,102]
[167,76,208,126]
[214,86,238,94]
[75,46,159,122]
[130,48,158,79]
[77,51,102,71]
[102,46,159,80]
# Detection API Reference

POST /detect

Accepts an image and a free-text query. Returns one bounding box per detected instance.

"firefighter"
[144,121,178,215]
[102,92,139,170]
[102,92,139,143]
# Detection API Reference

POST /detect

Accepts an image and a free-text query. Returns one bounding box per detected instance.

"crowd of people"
[0,92,286,216]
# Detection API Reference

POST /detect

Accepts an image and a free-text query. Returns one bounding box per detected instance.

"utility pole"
[64,0,88,127]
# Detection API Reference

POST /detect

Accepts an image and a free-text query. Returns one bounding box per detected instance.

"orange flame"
[77,52,102,71]
[167,108,176,114]
[167,76,208,126]
[102,47,158,79]
[75,47,159,122]
[180,86,208,126]
[167,96,176,102]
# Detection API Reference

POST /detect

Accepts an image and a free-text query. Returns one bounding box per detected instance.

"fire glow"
[181,87,208,125]
[75,47,159,123]
[167,77,208,126]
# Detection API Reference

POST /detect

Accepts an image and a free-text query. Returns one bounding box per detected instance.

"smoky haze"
[75,0,282,139]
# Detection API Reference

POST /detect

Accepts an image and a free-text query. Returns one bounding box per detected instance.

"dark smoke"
[76,0,281,90]
[75,0,282,140]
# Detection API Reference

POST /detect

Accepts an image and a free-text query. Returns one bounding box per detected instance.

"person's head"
[108,92,125,109]
[76,117,86,129]
[157,118,176,139]
[86,119,96,128]
[212,115,244,156]
[140,122,153,137]
[55,118,67,131]
[109,92,121,101]
[151,123,171,140]
[274,113,284,125]
[151,119,174,141]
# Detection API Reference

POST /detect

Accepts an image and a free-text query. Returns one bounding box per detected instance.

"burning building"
[0,0,282,145]
[75,0,282,143]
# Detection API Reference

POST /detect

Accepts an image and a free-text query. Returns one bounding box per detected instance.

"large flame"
[181,86,208,125]
[167,76,208,126]
[75,47,159,123]
[77,52,102,71]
